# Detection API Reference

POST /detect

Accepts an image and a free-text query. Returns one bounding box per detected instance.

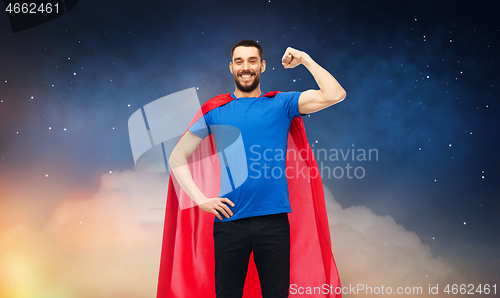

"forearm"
[168,132,234,220]
[301,53,346,102]
[169,154,207,205]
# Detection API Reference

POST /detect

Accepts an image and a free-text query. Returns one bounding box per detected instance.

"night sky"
[0,0,499,297]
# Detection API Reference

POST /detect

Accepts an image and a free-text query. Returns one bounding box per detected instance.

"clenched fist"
[282,47,308,68]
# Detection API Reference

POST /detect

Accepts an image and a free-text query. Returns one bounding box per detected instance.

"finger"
[212,209,222,220]
[218,202,233,217]
[221,198,235,207]
[215,205,230,218]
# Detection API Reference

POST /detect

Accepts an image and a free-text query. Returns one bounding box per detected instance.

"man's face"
[230,46,266,93]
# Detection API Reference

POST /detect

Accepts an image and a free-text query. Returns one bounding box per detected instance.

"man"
[163,40,346,298]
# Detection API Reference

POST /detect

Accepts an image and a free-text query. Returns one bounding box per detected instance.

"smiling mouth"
[239,74,254,81]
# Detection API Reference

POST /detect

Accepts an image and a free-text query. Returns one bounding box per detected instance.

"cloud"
[44,170,167,249]
[1,170,168,298]
[0,171,489,297]
[324,186,483,296]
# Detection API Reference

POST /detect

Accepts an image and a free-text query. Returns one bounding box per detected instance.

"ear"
[229,61,233,74]
[260,60,266,73]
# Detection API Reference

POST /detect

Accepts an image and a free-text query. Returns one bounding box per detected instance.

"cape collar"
[201,91,281,115]
[230,91,277,99]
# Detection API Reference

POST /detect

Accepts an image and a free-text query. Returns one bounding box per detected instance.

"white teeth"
[241,74,252,78]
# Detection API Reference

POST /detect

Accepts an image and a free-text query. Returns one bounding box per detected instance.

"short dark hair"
[231,39,263,61]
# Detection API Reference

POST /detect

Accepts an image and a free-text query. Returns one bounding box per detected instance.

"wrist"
[194,194,209,205]
[300,52,312,67]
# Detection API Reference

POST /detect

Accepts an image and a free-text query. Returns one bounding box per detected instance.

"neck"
[233,86,262,98]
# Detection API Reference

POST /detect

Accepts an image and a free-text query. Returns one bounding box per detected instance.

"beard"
[233,70,261,93]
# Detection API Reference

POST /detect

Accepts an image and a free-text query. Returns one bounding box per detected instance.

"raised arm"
[169,131,234,220]
[282,47,346,114]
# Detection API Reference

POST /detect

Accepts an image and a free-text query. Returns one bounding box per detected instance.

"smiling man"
[231,43,265,94]
[162,39,346,298]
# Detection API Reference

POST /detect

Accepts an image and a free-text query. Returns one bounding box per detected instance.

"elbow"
[336,89,346,103]
[326,89,346,105]
[168,155,177,169]
[168,151,184,169]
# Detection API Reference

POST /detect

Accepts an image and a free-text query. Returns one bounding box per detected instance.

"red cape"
[157,91,341,297]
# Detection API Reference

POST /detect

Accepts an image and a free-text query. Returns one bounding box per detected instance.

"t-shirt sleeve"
[279,91,304,119]
[188,115,211,139]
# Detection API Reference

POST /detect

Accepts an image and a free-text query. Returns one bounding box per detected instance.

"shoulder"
[262,91,281,98]
[266,91,300,98]
[261,91,301,99]
[205,93,233,104]
[201,93,233,114]
[274,91,302,102]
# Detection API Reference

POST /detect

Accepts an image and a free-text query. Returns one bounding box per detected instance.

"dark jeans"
[213,213,290,298]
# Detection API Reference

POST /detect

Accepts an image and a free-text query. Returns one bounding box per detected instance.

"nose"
[242,61,252,71]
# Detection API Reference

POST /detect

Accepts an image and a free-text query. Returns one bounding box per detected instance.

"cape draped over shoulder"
[157,91,341,297]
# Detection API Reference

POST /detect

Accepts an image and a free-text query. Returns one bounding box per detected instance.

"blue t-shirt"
[189,91,303,221]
